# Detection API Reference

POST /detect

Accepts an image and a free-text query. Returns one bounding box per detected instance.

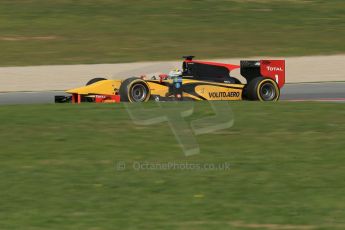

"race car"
[55,56,285,103]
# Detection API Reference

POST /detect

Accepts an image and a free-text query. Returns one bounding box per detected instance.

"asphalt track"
[0,82,344,105]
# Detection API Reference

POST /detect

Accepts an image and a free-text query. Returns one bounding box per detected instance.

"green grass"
[0,102,344,229]
[0,0,344,66]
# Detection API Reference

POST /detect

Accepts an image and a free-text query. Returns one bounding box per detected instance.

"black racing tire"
[119,77,151,102]
[245,77,280,101]
[86,77,107,86]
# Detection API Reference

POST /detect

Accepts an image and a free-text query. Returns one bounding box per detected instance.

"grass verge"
[0,102,344,229]
[0,0,344,66]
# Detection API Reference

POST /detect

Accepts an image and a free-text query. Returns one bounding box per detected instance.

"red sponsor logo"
[95,95,107,99]
[266,66,284,72]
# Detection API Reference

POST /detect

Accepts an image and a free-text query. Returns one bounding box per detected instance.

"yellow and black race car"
[55,56,285,103]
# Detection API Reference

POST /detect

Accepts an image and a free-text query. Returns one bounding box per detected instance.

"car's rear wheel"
[119,77,151,102]
[245,77,280,101]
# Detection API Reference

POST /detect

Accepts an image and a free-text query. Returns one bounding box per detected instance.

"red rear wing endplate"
[260,60,285,88]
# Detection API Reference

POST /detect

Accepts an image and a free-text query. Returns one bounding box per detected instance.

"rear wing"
[240,60,285,88]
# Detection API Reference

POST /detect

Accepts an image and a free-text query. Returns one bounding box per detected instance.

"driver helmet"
[168,68,182,78]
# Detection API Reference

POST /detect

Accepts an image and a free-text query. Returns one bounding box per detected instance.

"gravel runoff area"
[0,55,344,92]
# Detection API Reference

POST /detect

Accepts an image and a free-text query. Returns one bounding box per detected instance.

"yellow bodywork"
[66,78,245,101]
[191,82,243,100]
[66,80,122,95]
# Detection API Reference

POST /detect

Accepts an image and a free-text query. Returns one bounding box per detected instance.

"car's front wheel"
[86,77,107,86]
[119,77,151,102]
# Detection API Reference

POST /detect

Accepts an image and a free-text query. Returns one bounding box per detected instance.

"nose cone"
[65,79,122,95]
[66,85,96,95]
